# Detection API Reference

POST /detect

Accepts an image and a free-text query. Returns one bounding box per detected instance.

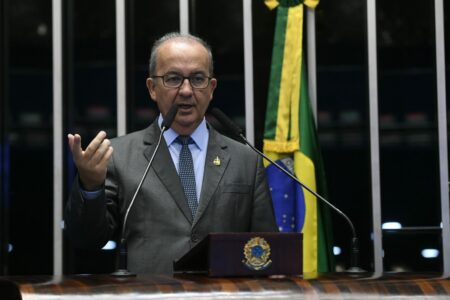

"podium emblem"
[242,237,272,271]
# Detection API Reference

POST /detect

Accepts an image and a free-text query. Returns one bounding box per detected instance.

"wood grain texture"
[1,273,450,299]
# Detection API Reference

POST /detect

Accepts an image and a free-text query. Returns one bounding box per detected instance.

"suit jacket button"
[191,234,199,243]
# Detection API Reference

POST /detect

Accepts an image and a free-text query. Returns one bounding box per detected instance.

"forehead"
[155,39,210,73]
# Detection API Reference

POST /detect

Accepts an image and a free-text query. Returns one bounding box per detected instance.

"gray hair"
[148,32,214,77]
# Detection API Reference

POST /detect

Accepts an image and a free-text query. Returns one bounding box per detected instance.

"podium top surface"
[2,273,450,300]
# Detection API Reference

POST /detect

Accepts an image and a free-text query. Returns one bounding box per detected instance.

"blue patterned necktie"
[177,136,198,218]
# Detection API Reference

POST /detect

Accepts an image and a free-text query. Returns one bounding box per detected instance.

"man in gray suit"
[66,32,278,275]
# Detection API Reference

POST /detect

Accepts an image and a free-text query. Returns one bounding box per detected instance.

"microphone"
[209,107,365,274]
[112,104,178,277]
[161,103,179,130]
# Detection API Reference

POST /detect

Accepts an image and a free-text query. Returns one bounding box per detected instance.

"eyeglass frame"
[151,73,214,89]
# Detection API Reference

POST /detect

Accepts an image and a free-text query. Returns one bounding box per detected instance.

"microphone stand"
[112,105,178,277]
[209,108,366,274]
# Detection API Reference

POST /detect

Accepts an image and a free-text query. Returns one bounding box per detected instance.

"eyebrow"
[165,71,208,76]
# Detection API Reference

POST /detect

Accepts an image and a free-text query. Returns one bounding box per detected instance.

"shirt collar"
[157,114,208,150]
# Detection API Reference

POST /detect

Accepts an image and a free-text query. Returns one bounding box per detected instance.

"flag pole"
[306,7,317,125]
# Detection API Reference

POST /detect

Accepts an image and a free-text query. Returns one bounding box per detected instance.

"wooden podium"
[173,232,302,276]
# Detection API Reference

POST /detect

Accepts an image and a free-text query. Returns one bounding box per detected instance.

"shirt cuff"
[80,188,102,200]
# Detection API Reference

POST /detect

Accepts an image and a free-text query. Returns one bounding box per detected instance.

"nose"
[178,78,193,95]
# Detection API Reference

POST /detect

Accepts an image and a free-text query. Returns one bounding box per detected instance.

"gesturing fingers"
[84,131,108,159]
[68,133,83,162]
[91,138,113,165]
[67,131,114,190]
[99,146,114,169]
[67,131,113,168]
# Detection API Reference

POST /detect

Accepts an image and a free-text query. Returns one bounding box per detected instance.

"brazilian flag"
[263,0,334,278]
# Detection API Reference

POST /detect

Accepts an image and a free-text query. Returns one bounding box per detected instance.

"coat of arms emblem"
[242,237,272,271]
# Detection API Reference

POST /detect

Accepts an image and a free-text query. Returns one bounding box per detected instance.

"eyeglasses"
[152,73,212,89]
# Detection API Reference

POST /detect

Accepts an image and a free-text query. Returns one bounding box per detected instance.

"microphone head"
[210,107,243,137]
[161,104,179,131]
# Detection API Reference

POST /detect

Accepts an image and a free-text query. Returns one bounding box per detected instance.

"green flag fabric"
[263,0,334,278]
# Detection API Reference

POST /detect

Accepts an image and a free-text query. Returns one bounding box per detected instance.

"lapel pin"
[213,156,221,166]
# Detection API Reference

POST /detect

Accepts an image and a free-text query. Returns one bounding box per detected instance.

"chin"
[173,119,200,134]
[176,116,198,127]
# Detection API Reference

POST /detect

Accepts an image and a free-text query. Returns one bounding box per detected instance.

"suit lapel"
[193,127,230,227]
[143,123,193,223]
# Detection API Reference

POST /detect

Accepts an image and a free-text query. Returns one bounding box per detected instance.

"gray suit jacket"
[65,121,278,274]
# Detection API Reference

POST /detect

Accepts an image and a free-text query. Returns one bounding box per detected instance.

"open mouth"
[178,104,194,111]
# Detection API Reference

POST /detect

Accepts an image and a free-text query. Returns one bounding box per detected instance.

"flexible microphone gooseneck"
[209,107,365,273]
[112,104,179,277]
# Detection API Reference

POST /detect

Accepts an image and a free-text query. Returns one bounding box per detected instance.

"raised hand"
[67,131,114,191]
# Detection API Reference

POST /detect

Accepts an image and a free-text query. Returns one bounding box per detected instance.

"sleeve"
[64,155,120,249]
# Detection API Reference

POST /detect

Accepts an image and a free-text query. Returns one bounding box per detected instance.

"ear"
[146,78,157,101]
[208,78,217,100]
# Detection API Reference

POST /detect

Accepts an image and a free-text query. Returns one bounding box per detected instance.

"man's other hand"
[68,131,113,191]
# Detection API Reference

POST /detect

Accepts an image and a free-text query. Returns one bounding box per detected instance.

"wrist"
[78,176,102,191]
